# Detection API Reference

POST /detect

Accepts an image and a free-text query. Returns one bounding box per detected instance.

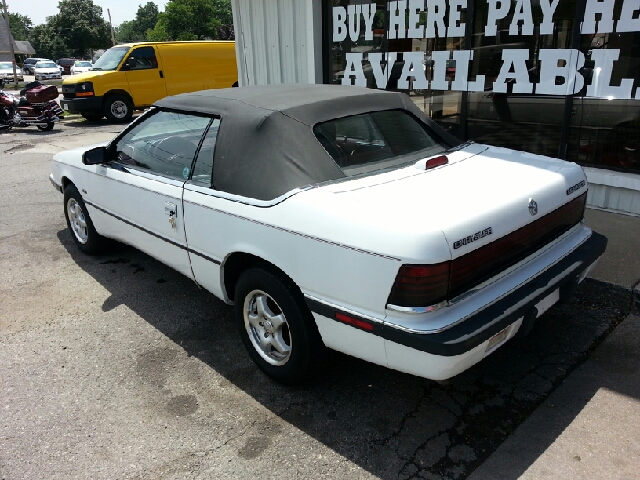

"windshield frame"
[91,46,130,71]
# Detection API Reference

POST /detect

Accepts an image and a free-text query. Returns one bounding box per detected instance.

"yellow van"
[60,41,237,122]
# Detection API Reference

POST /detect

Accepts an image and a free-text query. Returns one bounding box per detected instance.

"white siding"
[232,0,323,86]
[585,168,640,216]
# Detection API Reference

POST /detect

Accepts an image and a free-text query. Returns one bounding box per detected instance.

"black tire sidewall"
[103,95,133,123]
[234,267,321,385]
[63,184,105,255]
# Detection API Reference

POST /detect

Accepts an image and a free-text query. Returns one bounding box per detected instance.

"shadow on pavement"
[57,228,634,479]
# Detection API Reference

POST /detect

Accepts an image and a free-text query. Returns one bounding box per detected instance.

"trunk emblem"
[528,199,538,216]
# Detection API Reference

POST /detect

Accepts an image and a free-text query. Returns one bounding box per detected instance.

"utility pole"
[107,9,116,46]
[1,0,18,88]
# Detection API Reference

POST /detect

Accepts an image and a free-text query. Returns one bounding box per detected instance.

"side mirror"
[83,146,108,165]
[122,57,136,70]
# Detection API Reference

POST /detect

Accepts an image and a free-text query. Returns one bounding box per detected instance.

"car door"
[86,110,211,277]
[123,46,167,107]
[180,119,228,298]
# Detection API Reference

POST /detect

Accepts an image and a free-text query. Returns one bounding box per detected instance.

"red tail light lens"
[387,263,451,307]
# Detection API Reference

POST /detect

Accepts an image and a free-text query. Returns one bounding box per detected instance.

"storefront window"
[324,0,640,173]
[569,27,640,171]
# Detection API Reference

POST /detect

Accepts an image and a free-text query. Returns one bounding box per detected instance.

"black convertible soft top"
[155,84,459,201]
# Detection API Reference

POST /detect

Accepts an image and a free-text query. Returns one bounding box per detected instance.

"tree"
[115,2,159,43]
[115,20,140,43]
[7,13,32,41]
[53,0,111,57]
[153,0,231,41]
[146,12,169,41]
[211,0,232,25]
[29,22,69,59]
[136,2,159,34]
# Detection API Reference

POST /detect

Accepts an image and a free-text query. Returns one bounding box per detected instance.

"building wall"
[231,0,640,217]
[232,0,322,86]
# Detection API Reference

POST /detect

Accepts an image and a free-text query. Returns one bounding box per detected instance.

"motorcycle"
[0,78,64,131]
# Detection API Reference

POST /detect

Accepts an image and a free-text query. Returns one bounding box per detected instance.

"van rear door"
[123,45,167,107]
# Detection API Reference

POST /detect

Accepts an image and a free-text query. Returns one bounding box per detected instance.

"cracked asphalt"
[0,120,633,479]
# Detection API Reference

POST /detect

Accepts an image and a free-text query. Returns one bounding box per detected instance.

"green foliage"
[115,20,142,43]
[52,0,111,57]
[146,13,169,42]
[136,2,159,33]
[150,0,232,41]
[115,3,159,43]
[7,13,33,41]
[29,23,69,59]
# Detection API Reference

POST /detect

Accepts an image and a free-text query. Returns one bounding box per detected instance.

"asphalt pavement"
[469,209,640,479]
[0,120,638,479]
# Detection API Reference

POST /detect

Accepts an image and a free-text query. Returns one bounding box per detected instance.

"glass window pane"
[313,109,446,175]
[115,110,211,180]
[191,120,221,186]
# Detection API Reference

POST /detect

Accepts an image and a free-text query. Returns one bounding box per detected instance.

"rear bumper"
[308,231,607,380]
[60,97,103,114]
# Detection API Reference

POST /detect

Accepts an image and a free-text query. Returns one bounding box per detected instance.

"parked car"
[50,84,606,385]
[60,40,237,122]
[34,61,62,81]
[0,62,24,82]
[22,57,49,75]
[57,58,76,75]
[70,60,93,75]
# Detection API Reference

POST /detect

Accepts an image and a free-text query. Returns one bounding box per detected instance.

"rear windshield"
[313,110,447,176]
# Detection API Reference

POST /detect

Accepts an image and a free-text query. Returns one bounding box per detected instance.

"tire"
[103,94,133,123]
[81,113,103,121]
[37,122,54,131]
[234,267,323,385]
[63,184,107,255]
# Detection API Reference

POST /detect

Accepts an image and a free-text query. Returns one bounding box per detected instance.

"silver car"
[34,61,62,81]
[0,62,24,82]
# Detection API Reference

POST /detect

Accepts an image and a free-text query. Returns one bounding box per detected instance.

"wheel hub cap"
[244,290,291,366]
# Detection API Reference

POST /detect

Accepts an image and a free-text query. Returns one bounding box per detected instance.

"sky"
[7,0,167,27]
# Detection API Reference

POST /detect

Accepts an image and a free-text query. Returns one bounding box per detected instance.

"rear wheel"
[37,122,54,131]
[63,184,107,255]
[234,267,323,385]
[103,94,133,123]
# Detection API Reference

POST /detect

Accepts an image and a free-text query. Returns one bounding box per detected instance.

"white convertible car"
[50,84,607,384]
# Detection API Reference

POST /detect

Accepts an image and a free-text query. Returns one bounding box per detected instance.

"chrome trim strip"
[49,174,62,193]
[184,183,313,208]
[383,229,590,335]
[304,294,385,325]
[386,300,449,314]
[185,200,401,261]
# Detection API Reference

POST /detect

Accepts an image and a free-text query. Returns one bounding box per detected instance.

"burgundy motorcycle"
[0,79,64,131]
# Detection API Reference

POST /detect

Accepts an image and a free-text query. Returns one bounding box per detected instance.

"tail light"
[388,193,587,309]
[387,263,451,307]
[425,155,448,169]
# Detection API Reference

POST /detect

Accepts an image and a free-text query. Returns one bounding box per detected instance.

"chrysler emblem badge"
[528,199,538,216]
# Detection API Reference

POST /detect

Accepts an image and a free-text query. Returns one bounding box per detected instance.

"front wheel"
[103,94,133,123]
[37,122,54,131]
[63,184,107,255]
[234,267,323,385]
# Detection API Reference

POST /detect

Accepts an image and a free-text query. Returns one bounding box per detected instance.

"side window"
[125,46,158,70]
[190,119,221,187]
[115,110,211,180]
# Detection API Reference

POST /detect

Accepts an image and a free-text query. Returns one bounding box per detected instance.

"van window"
[92,47,129,71]
[126,47,158,70]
